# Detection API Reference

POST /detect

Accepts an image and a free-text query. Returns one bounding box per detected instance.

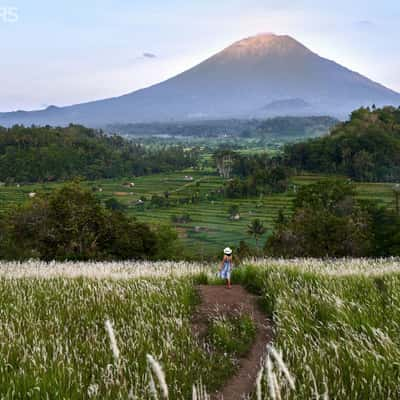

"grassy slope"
[0,172,395,257]
[234,260,400,399]
[0,276,238,399]
[1,260,400,399]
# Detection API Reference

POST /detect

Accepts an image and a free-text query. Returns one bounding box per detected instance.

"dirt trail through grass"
[194,285,273,400]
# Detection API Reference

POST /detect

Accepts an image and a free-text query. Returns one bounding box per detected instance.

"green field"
[0,172,396,257]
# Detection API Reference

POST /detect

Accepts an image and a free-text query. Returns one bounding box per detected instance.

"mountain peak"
[219,33,312,59]
[1,33,399,126]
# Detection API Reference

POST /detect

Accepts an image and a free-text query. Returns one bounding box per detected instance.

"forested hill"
[0,125,198,183]
[284,106,400,181]
[108,116,338,139]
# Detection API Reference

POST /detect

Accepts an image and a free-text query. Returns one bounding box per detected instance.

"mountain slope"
[1,33,399,127]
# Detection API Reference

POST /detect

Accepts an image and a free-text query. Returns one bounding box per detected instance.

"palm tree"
[247,219,266,248]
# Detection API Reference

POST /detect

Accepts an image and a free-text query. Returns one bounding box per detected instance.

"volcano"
[1,33,399,127]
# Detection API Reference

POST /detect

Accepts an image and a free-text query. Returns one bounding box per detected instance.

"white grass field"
[0,259,399,399]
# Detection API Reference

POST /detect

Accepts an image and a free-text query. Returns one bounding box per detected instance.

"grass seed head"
[146,354,169,399]
[105,319,120,366]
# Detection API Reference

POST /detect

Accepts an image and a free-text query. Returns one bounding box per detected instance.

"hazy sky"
[1,0,399,111]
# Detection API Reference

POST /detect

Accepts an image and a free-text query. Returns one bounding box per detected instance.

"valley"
[0,170,394,257]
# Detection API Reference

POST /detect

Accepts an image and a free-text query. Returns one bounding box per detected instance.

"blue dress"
[220,257,232,279]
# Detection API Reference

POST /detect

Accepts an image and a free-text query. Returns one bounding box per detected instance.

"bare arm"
[219,256,227,271]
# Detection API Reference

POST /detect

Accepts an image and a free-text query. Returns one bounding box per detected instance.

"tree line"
[0,184,182,261]
[214,150,292,198]
[284,106,400,182]
[107,116,337,139]
[231,180,400,259]
[0,124,199,183]
[265,180,400,257]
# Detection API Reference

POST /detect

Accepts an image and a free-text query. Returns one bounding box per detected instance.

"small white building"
[28,192,36,198]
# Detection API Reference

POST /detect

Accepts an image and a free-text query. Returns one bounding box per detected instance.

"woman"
[219,247,233,289]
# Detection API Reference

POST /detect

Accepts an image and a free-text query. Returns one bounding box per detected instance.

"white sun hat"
[224,247,232,255]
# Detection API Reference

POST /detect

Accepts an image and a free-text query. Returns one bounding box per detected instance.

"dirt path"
[193,285,273,400]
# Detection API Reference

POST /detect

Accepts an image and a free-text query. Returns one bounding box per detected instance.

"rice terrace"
[1,1,400,399]
[0,172,395,257]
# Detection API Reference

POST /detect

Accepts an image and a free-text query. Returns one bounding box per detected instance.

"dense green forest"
[284,106,400,181]
[214,150,292,198]
[0,125,198,183]
[265,180,400,257]
[108,116,337,139]
[0,183,181,261]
